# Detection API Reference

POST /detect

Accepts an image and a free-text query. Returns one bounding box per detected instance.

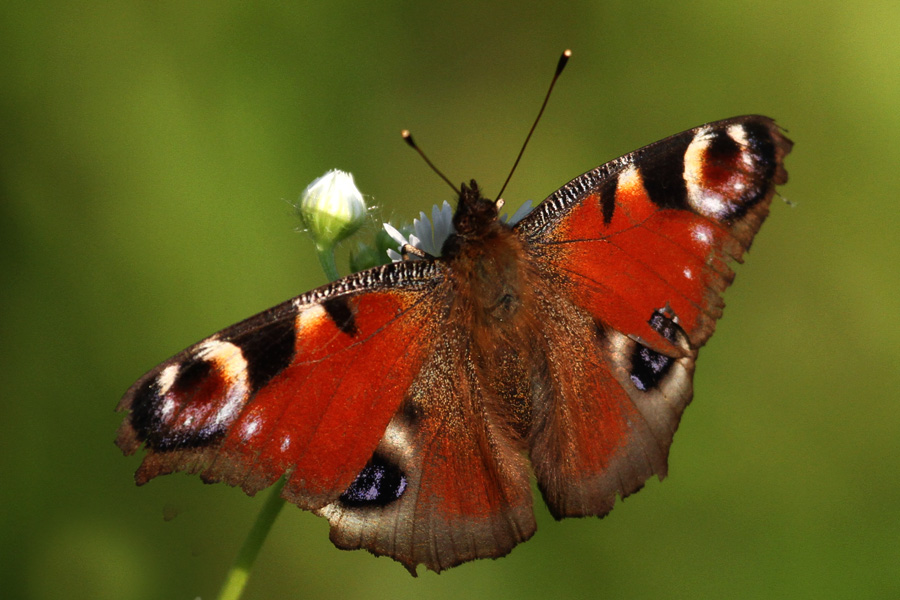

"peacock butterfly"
[116,69,791,573]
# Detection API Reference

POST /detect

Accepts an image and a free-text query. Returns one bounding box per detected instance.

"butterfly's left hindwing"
[117,261,447,509]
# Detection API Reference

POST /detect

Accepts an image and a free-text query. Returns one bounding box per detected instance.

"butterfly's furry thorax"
[442,181,530,323]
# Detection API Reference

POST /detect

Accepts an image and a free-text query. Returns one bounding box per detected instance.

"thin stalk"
[216,479,287,600]
[216,242,341,600]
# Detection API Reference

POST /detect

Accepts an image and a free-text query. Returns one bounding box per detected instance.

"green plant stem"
[315,243,340,282]
[216,479,287,600]
[215,243,341,600]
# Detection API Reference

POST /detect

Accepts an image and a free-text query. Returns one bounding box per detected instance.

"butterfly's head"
[452,180,503,239]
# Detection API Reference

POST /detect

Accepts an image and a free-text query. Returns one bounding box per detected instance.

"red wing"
[517,116,792,351]
[314,325,536,574]
[116,261,447,509]
[516,116,791,517]
[527,289,698,518]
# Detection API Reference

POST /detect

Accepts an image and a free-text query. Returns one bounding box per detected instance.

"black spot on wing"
[740,121,780,213]
[630,347,673,392]
[400,398,423,428]
[639,130,692,211]
[593,318,608,344]
[231,317,297,391]
[172,358,211,392]
[128,365,226,451]
[629,309,682,392]
[149,422,225,452]
[339,453,407,508]
[743,120,778,180]
[128,377,162,444]
[600,176,617,225]
[323,296,358,336]
[705,127,742,162]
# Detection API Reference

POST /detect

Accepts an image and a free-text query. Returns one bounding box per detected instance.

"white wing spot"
[296,303,327,330]
[691,224,713,245]
[157,364,180,395]
[160,396,176,419]
[617,165,643,194]
[727,123,748,146]
[193,339,251,427]
[240,416,261,440]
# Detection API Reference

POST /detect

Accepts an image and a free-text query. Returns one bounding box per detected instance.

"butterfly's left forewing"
[516,116,791,518]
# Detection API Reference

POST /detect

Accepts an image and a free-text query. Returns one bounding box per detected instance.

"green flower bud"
[296,170,367,249]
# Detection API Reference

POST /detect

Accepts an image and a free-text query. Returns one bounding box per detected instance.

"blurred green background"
[2,2,898,599]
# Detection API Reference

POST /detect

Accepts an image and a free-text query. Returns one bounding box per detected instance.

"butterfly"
[117,114,791,574]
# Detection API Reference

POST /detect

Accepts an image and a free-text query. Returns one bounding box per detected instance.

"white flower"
[384,199,533,262]
[384,201,454,261]
[504,200,533,226]
[296,170,367,248]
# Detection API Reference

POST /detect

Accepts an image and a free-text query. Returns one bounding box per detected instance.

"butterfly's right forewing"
[116,261,448,509]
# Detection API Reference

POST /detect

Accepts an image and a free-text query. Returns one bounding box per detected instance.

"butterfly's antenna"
[402,130,461,196]
[496,49,571,201]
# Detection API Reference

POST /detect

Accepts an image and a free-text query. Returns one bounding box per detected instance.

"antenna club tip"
[401,130,416,147]
[563,49,572,57]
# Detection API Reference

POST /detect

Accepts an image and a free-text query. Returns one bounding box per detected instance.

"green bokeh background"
[3,2,898,599]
